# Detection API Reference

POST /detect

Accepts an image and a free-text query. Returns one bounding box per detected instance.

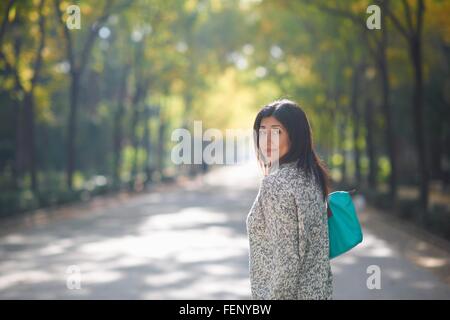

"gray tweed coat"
[246,161,333,300]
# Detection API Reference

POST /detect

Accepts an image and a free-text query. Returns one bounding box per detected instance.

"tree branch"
[304,0,366,26]
[78,0,134,75]
[30,0,46,91]
[416,0,425,36]
[0,51,24,92]
[54,0,75,72]
[401,0,414,33]
[385,0,411,40]
[0,0,15,48]
[78,1,113,75]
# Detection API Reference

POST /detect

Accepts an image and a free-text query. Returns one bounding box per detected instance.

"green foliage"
[0,0,449,220]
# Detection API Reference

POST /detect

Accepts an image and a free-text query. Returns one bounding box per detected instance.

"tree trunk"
[429,122,443,180]
[67,71,80,190]
[410,35,429,214]
[340,115,348,184]
[12,34,24,190]
[113,66,129,187]
[13,97,25,189]
[23,93,37,191]
[365,99,377,189]
[378,2,398,204]
[157,120,166,175]
[350,64,362,185]
[142,106,152,184]
[130,86,143,183]
[378,53,398,203]
[23,0,46,192]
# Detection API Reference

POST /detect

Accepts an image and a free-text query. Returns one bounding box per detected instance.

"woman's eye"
[259,128,281,136]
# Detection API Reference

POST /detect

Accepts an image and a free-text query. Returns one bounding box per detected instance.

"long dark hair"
[253,99,331,201]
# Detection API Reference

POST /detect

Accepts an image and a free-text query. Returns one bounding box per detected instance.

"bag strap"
[326,188,357,219]
[326,203,333,218]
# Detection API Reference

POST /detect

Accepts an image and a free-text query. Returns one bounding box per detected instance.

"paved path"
[1,162,450,299]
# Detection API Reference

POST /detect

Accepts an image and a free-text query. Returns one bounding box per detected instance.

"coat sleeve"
[260,175,306,299]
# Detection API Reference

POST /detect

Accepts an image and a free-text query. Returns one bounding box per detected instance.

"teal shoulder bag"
[327,190,363,259]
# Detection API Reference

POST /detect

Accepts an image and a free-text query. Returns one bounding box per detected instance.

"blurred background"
[0,0,450,299]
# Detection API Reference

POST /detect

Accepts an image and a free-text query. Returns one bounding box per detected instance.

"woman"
[246,99,333,300]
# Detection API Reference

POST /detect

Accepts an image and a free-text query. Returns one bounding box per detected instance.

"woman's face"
[259,116,291,162]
